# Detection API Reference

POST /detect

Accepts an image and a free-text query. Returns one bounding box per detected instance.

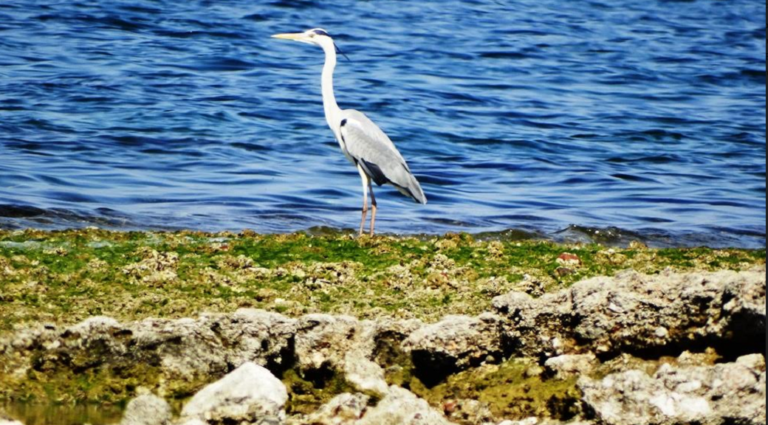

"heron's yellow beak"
[271,33,306,41]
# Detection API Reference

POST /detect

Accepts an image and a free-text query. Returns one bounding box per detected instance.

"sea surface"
[0,0,765,248]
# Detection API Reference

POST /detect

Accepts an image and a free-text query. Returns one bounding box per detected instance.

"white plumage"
[273,28,427,236]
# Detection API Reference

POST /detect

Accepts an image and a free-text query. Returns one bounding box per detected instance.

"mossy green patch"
[0,229,764,335]
[281,368,361,415]
[0,359,162,405]
[409,360,580,423]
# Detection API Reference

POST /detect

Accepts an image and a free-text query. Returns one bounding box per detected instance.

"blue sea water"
[0,0,765,248]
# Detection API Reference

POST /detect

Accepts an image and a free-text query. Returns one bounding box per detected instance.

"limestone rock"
[135,309,297,389]
[120,394,172,425]
[497,419,594,425]
[303,393,371,425]
[493,268,766,359]
[356,386,455,425]
[442,398,493,424]
[579,356,766,425]
[544,354,599,380]
[402,314,503,378]
[0,309,297,398]
[180,362,287,424]
[176,420,207,425]
[294,315,388,395]
[370,318,423,367]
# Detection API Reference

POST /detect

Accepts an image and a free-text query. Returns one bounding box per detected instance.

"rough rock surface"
[180,362,287,424]
[287,387,454,425]
[579,354,766,425]
[176,420,207,425]
[1,268,765,425]
[402,314,504,379]
[544,354,599,380]
[355,386,455,425]
[120,393,173,425]
[297,393,371,425]
[294,315,389,395]
[0,309,297,397]
[497,419,594,425]
[442,398,494,424]
[493,268,766,359]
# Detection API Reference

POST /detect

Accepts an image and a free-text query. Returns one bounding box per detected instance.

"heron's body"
[273,28,426,236]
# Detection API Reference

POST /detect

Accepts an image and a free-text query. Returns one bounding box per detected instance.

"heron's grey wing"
[339,110,427,204]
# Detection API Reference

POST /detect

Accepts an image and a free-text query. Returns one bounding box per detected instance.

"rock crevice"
[0,267,765,425]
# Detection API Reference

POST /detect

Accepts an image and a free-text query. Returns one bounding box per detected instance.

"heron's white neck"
[321,41,341,130]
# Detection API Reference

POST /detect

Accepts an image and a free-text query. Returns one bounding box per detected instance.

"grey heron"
[272,28,427,236]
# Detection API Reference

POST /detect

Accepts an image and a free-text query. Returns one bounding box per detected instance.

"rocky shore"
[0,230,765,424]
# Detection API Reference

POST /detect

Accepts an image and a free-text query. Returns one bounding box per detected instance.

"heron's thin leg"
[369,182,378,237]
[359,194,368,236]
[357,164,370,237]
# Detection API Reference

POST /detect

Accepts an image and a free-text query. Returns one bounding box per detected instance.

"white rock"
[356,386,454,425]
[736,353,766,371]
[580,360,765,425]
[544,354,598,379]
[305,393,370,425]
[176,420,207,425]
[294,315,389,395]
[402,314,503,372]
[120,394,172,425]
[181,362,287,423]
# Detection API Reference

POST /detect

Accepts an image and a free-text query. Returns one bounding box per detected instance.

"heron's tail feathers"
[393,172,427,205]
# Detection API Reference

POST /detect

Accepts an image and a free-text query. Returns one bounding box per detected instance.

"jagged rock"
[302,393,371,425]
[370,318,423,367]
[291,388,454,425]
[180,362,287,424]
[544,354,599,380]
[356,386,455,425]
[736,353,766,371]
[675,349,720,366]
[497,419,594,425]
[294,315,388,395]
[133,309,297,389]
[0,309,297,398]
[579,355,766,425]
[402,314,503,380]
[493,268,766,359]
[442,398,493,424]
[176,420,207,425]
[120,393,172,425]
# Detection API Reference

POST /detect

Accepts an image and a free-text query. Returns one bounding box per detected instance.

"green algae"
[282,368,364,416]
[379,337,581,423]
[0,229,765,418]
[0,229,764,334]
[403,359,580,423]
[2,402,123,425]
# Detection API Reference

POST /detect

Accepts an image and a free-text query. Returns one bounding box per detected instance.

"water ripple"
[0,0,765,248]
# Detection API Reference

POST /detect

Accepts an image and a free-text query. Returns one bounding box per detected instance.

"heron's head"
[272,28,334,47]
